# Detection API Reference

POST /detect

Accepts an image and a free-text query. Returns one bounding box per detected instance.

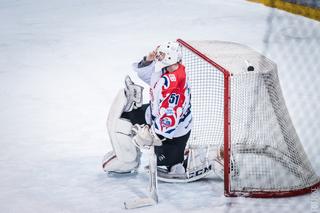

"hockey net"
[177,39,320,197]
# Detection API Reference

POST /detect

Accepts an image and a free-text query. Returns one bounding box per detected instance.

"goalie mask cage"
[177,39,320,198]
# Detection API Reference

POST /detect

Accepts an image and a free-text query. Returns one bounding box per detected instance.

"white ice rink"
[0,0,319,212]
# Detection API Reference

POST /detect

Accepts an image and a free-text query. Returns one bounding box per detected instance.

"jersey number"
[169,93,180,105]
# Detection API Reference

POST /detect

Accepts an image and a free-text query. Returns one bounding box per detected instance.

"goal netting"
[177,39,320,197]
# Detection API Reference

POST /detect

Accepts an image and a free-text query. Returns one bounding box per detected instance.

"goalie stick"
[123,146,158,209]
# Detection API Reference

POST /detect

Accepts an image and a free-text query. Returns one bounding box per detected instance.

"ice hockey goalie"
[102,41,219,182]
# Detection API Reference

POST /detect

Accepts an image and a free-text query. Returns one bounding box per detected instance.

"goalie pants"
[121,104,190,168]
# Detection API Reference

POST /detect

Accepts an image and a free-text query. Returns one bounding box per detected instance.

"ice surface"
[0,0,319,212]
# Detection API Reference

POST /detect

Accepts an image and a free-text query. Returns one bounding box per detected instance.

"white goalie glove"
[131,124,163,149]
[124,75,144,112]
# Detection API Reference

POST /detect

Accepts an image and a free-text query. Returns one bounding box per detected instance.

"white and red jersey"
[133,60,192,139]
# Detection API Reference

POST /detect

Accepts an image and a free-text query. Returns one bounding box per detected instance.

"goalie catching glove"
[131,124,163,149]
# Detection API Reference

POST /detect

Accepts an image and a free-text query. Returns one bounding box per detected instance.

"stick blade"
[124,197,157,209]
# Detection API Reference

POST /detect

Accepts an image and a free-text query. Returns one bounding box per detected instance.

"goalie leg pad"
[105,89,141,172]
[186,145,217,173]
[211,145,239,180]
[157,145,217,183]
[145,146,217,183]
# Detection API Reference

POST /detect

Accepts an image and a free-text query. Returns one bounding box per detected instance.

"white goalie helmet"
[155,41,183,71]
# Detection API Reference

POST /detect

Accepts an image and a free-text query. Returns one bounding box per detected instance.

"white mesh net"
[179,39,320,197]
